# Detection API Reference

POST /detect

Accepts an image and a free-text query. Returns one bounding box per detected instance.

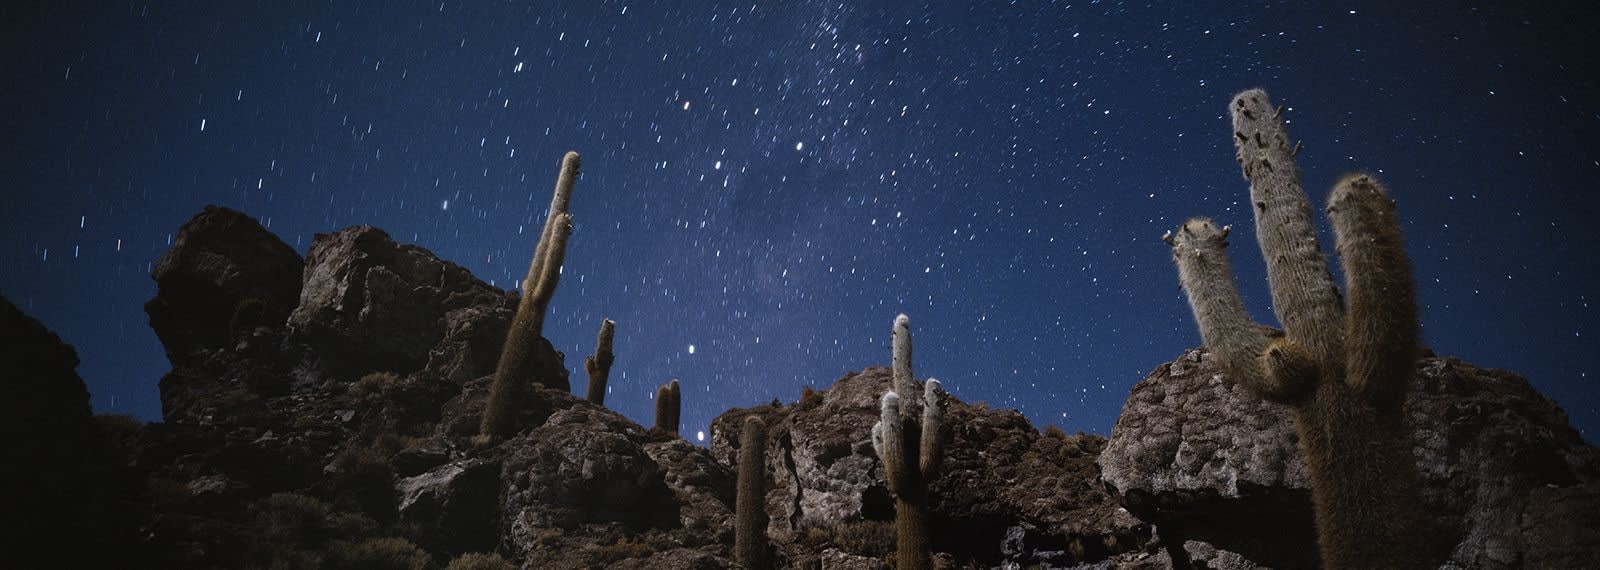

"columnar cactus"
[735,416,770,569]
[654,379,681,435]
[1165,89,1423,569]
[872,315,947,569]
[584,318,615,405]
[480,151,581,441]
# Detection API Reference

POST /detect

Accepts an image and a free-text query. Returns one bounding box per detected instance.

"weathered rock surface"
[288,224,566,389]
[1101,348,1600,569]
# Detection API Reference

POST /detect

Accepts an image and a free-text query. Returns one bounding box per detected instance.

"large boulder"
[500,405,680,558]
[145,205,303,365]
[1100,348,1600,569]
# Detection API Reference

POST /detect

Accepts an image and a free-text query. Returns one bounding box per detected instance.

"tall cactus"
[654,379,681,435]
[584,318,615,405]
[871,315,947,569]
[735,416,770,569]
[1165,89,1423,569]
[480,151,581,441]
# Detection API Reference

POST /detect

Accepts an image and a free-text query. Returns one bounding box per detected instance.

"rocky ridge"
[3,205,1595,568]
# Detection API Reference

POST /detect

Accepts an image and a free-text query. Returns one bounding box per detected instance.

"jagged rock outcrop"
[1101,348,1600,569]
[22,205,1597,569]
[288,224,560,384]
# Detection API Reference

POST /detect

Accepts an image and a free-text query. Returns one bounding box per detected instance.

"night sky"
[5,2,1596,443]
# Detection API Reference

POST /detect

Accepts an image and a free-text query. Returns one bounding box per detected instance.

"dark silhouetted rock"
[145,205,303,365]
[1101,348,1600,569]
[2,295,147,568]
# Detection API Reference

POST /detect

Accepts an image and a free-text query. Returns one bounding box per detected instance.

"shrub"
[326,537,433,570]
[445,552,513,570]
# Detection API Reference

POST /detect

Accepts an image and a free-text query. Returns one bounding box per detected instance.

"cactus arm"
[1168,218,1310,404]
[667,379,681,434]
[892,314,917,420]
[528,151,581,283]
[873,392,913,495]
[1231,89,1344,364]
[584,318,615,404]
[1328,174,1418,405]
[525,213,571,337]
[919,379,946,476]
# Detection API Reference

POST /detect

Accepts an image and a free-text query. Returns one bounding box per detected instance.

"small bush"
[351,371,401,403]
[329,446,398,522]
[799,386,824,410]
[834,520,895,556]
[445,552,513,570]
[255,493,336,546]
[326,537,433,570]
[591,536,656,564]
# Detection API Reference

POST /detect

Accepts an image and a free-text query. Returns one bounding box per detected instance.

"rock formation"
[4,204,1593,568]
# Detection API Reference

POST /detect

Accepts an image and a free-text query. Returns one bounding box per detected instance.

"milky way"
[5,2,1596,442]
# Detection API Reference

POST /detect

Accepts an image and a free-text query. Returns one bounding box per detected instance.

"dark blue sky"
[5,2,1596,443]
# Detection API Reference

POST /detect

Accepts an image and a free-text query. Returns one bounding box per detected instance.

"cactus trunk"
[584,319,615,405]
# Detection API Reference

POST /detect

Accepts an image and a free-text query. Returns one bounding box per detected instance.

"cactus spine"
[735,416,770,569]
[584,319,615,404]
[480,151,581,441]
[1166,89,1423,569]
[654,379,681,435]
[871,315,947,569]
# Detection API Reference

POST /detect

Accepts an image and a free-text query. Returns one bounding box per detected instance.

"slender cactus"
[654,379,681,435]
[735,417,770,569]
[480,152,581,441]
[584,319,615,405]
[1166,89,1424,569]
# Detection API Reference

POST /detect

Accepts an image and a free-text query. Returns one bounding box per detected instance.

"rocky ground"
[4,205,1596,568]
